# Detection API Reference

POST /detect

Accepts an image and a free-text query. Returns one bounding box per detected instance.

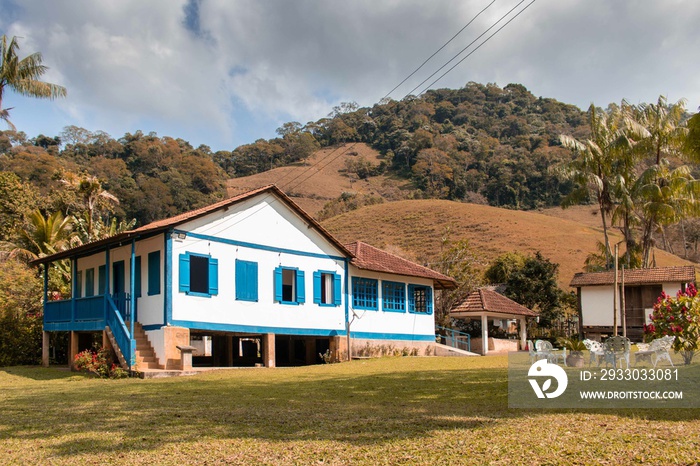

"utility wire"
[274,0,536,194]
[417,0,537,95]
[404,0,527,99]
[381,0,496,101]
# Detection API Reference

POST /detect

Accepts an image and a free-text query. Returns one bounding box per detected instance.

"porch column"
[481,314,488,355]
[263,333,276,367]
[69,331,79,370]
[519,317,527,351]
[42,331,50,367]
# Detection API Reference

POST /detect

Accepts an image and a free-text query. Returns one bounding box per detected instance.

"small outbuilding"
[570,265,696,341]
[450,288,537,355]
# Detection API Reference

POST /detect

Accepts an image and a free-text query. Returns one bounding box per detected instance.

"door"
[112,260,127,320]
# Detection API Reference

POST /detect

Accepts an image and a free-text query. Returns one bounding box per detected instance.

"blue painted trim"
[164,231,172,325]
[171,320,341,337]
[44,320,106,332]
[168,319,433,341]
[42,263,48,321]
[349,331,435,342]
[71,258,77,324]
[175,229,346,261]
[129,240,136,352]
[344,259,349,327]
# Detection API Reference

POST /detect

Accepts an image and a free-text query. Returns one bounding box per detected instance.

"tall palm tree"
[559,104,637,268]
[0,35,67,130]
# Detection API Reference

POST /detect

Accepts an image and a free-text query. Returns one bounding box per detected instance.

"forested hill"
[223,82,589,210]
[0,82,588,232]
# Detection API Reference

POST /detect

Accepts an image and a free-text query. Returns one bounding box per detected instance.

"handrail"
[436,325,471,352]
[106,294,135,368]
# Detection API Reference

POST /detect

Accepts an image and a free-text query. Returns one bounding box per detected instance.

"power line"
[417,0,537,96]
[381,0,496,101]
[272,0,536,194]
[403,0,528,99]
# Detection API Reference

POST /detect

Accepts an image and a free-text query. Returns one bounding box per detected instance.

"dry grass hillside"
[321,200,695,289]
[227,143,407,215]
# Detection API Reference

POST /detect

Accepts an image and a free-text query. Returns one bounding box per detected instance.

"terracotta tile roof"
[31,185,352,265]
[345,241,457,290]
[450,288,537,317]
[569,266,696,287]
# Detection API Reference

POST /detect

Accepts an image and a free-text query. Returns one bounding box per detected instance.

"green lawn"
[1,356,699,465]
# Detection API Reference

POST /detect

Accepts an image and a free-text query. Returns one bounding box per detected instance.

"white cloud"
[1,0,699,150]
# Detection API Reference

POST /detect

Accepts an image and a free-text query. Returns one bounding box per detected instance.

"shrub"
[645,284,700,365]
[73,346,128,378]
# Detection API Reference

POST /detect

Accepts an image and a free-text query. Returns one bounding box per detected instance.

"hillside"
[321,199,695,289]
[227,143,405,215]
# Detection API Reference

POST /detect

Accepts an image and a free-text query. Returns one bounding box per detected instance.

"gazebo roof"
[450,288,537,318]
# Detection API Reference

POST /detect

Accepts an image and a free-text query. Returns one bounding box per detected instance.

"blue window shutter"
[408,284,415,313]
[313,271,321,304]
[248,261,258,301]
[98,265,106,295]
[148,251,160,296]
[179,253,190,293]
[333,273,342,306]
[208,257,218,296]
[296,270,305,304]
[134,256,142,298]
[274,266,283,302]
[236,260,258,301]
[85,268,95,297]
[75,271,82,298]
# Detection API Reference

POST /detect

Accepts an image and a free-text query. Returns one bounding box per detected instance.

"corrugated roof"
[450,288,538,317]
[31,185,352,265]
[345,241,457,290]
[569,266,696,287]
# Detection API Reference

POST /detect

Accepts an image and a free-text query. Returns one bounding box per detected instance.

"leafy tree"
[0,35,66,129]
[483,251,526,284]
[431,238,483,326]
[558,104,634,268]
[0,171,38,242]
[502,252,564,329]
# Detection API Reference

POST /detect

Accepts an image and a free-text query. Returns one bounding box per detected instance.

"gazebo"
[450,288,537,355]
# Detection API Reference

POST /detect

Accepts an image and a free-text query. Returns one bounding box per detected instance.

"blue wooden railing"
[106,293,135,368]
[74,296,104,321]
[436,325,471,352]
[45,299,72,322]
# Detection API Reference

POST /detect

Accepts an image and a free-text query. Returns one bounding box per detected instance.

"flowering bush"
[73,346,128,378]
[644,283,700,365]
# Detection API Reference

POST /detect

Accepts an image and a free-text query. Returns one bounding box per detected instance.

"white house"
[570,266,696,341]
[34,185,456,371]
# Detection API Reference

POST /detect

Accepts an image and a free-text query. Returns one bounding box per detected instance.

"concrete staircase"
[133,322,162,370]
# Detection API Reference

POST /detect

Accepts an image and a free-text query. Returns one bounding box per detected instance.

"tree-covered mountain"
[221,82,589,209]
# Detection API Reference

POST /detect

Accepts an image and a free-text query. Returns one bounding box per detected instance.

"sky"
[1,0,699,152]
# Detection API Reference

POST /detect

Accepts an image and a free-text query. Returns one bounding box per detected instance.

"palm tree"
[60,173,119,242]
[0,35,67,130]
[559,104,637,269]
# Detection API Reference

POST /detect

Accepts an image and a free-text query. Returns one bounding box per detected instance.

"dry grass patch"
[1,357,699,465]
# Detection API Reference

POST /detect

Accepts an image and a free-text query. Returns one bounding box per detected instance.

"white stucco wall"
[348,268,435,339]
[170,194,347,334]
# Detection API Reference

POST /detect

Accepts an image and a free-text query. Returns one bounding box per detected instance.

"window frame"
[274,266,306,305]
[178,252,219,298]
[382,281,406,313]
[352,277,378,311]
[313,270,342,307]
[85,268,95,298]
[147,251,160,296]
[408,284,433,315]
